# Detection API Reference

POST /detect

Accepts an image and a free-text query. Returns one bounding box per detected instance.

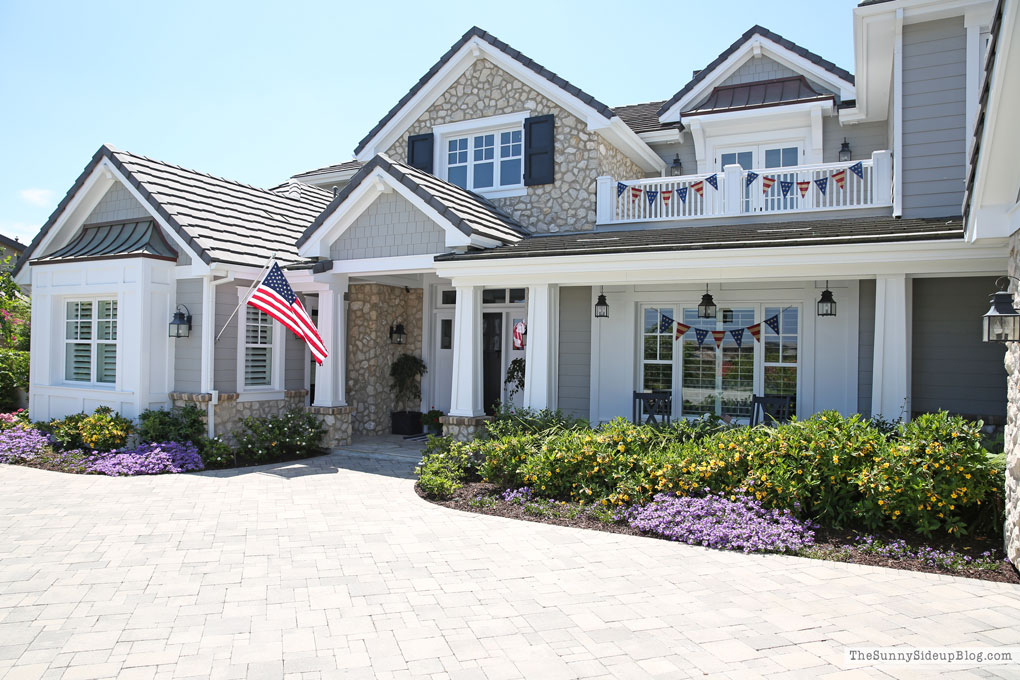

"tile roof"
[16,145,332,276]
[611,101,681,134]
[297,154,529,250]
[684,76,833,116]
[964,0,1004,222]
[657,25,855,118]
[353,26,614,156]
[291,160,364,180]
[435,216,964,261]
[31,220,177,264]
[0,233,24,253]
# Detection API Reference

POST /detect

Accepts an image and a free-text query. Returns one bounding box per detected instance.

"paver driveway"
[2,439,1019,680]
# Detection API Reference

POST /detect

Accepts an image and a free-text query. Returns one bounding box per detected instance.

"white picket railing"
[596,149,893,226]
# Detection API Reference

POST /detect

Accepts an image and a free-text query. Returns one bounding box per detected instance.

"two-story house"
[13,0,1007,444]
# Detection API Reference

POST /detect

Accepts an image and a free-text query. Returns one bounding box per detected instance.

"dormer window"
[446,128,523,191]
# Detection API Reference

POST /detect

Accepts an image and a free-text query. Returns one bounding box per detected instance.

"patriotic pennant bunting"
[814,177,828,195]
[780,180,794,198]
[832,169,846,190]
[677,187,688,203]
[764,315,781,335]
[646,190,659,206]
[617,181,627,197]
[745,171,759,187]
[694,327,710,348]
[849,161,864,180]
[797,181,811,198]
[704,174,718,190]
[729,328,744,348]
[747,323,762,343]
[674,321,690,341]
[661,189,673,205]
[659,315,674,333]
[630,186,643,201]
[711,330,726,347]
[762,176,776,194]
[691,180,705,196]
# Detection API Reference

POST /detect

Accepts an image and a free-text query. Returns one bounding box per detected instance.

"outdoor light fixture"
[698,285,717,319]
[838,138,852,163]
[594,287,609,319]
[982,278,1020,342]
[168,305,192,338]
[817,282,837,317]
[670,154,683,177]
[389,323,407,345]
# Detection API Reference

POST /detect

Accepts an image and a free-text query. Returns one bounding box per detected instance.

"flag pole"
[215,253,276,343]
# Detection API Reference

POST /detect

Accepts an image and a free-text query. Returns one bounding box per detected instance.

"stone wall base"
[439,415,492,442]
[169,391,352,448]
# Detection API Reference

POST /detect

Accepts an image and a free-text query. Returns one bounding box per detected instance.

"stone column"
[1005,239,1020,569]
[523,283,558,411]
[871,274,911,421]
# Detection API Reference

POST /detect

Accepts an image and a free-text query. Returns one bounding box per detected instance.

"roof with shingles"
[16,145,332,275]
[297,154,529,249]
[291,160,364,180]
[611,101,681,134]
[657,25,855,118]
[435,216,964,261]
[0,233,24,253]
[353,26,615,156]
[964,0,1004,222]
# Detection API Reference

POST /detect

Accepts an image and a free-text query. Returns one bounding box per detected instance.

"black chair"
[749,395,792,426]
[633,391,672,426]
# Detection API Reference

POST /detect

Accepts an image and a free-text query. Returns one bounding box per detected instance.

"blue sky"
[0,0,859,244]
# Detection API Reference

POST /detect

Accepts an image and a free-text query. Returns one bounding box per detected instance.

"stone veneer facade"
[385,58,646,233]
[345,282,424,436]
[170,390,352,449]
[439,415,492,443]
[1004,234,1020,568]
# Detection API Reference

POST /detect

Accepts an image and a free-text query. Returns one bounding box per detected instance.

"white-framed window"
[763,306,799,412]
[435,112,529,197]
[243,307,274,387]
[64,298,118,385]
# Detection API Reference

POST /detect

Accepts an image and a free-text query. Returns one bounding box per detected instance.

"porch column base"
[306,405,352,449]
[439,415,491,442]
[170,390,310,447]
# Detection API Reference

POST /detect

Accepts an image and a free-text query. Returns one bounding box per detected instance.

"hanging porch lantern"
[670,153,683,177]
[389,323,407,345]
[594,287,609,319]
[838,138,852,163]
[698,285,717,319]
[983,289,1020,342]
[168,305,192,338]
[817,282,837,317]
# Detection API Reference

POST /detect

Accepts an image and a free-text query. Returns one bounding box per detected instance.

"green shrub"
[416,437,475,499]
[0,349,28,411]
[234,410,325,465]
[137,405,205,444]
[41,407,133,452]
[198,437,235,469]
[485,405,589,439]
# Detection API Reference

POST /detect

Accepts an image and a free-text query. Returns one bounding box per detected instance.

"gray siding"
[173,278,203,393]
[557,286,591,419]
[285,310,307,391]
[213,281,242,393]
[650,137,701,175]
[823,119,889,163]
[901,17,967,218]
[84,183,150,225]
[858,279,876,417]
[911,277,1006,422]
[330,193,446,260]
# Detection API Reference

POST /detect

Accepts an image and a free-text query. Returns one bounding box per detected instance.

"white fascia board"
[593,118,666,173]
[637,128,682,144]
[330,253,440,275]
[435,239,1006,286]
[297,167,472,259]
[681,99,833,130]
[660,35,856,123]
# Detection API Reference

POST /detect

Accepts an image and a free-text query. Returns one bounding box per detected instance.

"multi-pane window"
[680,307,755,419]
[641,308,673,393]
[244,307,274,387]
[446,128,523,191]
[763,306,798,411]
[65,299,117,384]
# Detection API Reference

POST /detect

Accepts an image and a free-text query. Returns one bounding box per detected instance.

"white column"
[872,274,911,421]
[313,274,348,407]
[449,285,483,417]
[722,164,743,216]
[523,283,558,411]
[872,150,893,206]
[200,274,215,394]
[595,176,614,225]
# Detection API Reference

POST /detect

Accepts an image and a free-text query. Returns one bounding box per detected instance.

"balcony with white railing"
[596,150,893,226]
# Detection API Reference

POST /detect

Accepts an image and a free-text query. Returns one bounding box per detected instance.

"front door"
[433,312,454,413]
[482,313,503,414]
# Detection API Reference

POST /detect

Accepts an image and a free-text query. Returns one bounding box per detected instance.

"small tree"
[390,354,427,412]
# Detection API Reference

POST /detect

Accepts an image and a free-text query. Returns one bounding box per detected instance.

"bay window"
[64,299,117,384]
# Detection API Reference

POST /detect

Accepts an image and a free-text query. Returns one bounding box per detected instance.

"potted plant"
[422,408,444,436]
[504,357,525,402]
[390,353,427,435]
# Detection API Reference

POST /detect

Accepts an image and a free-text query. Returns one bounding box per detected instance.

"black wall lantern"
[838,138,852,163]
[168,305,192,338]
[594,287,609,319]
[983,278,1020,342]
[670,153,683,177]
[817,282,837,317]
[698,285,717,319]
[389,323,407,345]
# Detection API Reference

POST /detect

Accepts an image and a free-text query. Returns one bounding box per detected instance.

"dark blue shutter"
[523,114,554,185]
[407,133,434,173]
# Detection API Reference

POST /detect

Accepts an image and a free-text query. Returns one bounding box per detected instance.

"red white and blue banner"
[653,312,786,348]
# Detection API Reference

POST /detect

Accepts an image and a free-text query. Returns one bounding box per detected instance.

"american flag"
[247,263,328,365]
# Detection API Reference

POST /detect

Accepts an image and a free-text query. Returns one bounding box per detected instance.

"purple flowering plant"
[86,441,203,476]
